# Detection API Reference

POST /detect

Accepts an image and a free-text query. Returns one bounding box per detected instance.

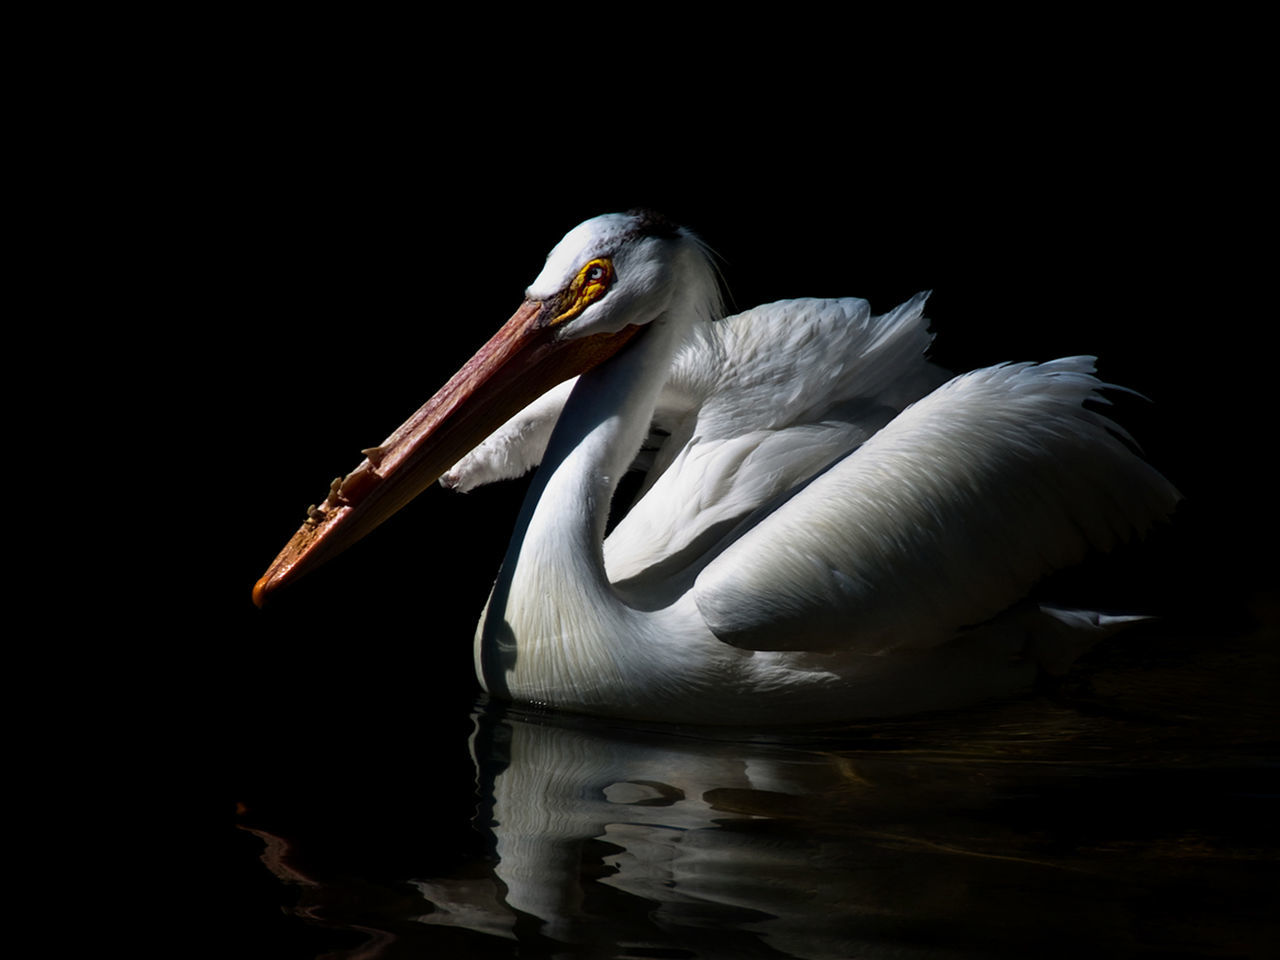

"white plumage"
[255,211,1179,724]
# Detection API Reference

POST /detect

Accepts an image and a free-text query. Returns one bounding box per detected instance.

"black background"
[202,81,1269,735]
[91,23,1274,956]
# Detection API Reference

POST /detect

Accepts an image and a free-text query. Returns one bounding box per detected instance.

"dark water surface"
[227,623,1276,959]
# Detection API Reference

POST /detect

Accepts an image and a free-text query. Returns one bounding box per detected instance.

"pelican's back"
[692,358,1180,653]
[606,295,947,584]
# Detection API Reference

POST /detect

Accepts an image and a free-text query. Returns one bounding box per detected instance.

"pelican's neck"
[476,278,714,709]
[542,313,686,569]
[491,315,682,612]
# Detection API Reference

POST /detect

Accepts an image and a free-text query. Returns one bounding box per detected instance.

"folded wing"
[605,294,945,582]
[692,358,1181,653]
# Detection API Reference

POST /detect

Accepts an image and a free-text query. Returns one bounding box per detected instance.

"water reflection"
[243,628,1275,958]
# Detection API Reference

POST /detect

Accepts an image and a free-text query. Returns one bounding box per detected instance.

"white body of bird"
[256,211,1179,725]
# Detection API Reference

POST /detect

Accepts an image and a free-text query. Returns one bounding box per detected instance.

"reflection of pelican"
[409,701,1260,958]
[254,211,1178,723]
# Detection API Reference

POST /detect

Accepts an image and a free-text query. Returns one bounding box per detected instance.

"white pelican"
[254,211,1179,724]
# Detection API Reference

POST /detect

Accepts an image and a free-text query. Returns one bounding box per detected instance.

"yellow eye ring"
[551,257,614,325]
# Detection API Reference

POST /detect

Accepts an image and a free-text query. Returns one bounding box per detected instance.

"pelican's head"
[253,211,715,605]
[525,210,719,339]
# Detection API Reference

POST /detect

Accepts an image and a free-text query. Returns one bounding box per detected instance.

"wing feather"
[605,295,944,582]
[692,358,1180,653]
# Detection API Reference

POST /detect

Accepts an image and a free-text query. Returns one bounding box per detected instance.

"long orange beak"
[252,299,640,606]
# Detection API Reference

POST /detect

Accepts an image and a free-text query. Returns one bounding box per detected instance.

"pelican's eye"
[551,257,614,325]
